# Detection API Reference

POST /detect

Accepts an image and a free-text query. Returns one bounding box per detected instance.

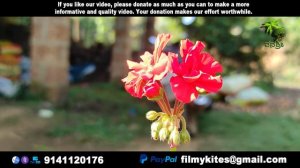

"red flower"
[122,71,146,98]
[170,39,223,103]
[143,81,162,100]
[122,34,172,98]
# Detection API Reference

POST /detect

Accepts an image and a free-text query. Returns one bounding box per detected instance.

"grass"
[253,80,276,93]
[48,83,300,150]
[2,82,299,150]
[47,83,151,146]
[0,116,20,126]
[47,110,149,145]
[63,83,158,112]
[198,110,300,151]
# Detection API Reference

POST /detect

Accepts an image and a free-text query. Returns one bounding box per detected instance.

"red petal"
[123,75,147,98]
[171,53,183,76]
[153,34,171,63]
[180,39,194,59]
[143,81,162,99]
[141,72,153,80]
[170,76,198,103]
[184,41,205,71]
[127,60,145,71]
[122,71,137,83]
[196,73,223,93]
[195,52,223,75]
[124,82,138,97]
[152,53,171,80]
[140,52,153,66]
[182,70,201,83]
[189,41,205,57]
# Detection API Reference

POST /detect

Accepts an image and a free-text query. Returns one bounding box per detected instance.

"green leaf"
[267,27,272,35]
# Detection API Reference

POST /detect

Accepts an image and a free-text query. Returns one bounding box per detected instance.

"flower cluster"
[122,33,223,150]
[146,110,190,148]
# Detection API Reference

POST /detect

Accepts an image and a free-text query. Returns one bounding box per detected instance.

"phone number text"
[44,156,104,164]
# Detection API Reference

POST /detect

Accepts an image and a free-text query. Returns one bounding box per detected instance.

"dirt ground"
[0,87,299,151]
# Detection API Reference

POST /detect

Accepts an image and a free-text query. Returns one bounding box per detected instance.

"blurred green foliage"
[165,17,271,76]
[77,17,144,49]
[199,111,300,151]
[0,17,30,26]
[48,83,152,145]
[283,17,300,65]
[155,17,186,43]
[155,17,300,84]
[1,17,300,83]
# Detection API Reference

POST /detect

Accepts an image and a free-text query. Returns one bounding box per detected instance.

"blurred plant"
[260,19,286,42]
[74,17,115,48]
[155,18,186,43]
[122,33,223,151]
[1,17,30,26]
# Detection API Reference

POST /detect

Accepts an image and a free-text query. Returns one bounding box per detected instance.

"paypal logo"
[150,156,177,163]
[140,154,148,164]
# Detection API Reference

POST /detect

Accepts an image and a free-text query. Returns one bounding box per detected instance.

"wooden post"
[30,17,70,102]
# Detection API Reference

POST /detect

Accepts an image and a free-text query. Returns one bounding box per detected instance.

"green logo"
[261,19,286,49]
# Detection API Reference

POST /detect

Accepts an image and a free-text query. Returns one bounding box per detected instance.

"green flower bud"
[162,115,171,127]
[168,128,180,146]
[180,129,191,144]
[151,121,162,132]
[146,110,159,121]
[159,127,169,141]
[168,123,174,132]
[151,131,159,140]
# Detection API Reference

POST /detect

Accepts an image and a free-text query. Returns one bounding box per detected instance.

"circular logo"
[12,156,20,164]
[21,156,29,164]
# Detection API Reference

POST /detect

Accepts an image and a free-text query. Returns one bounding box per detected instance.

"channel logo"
[30,156,41,164]
[21,156,29,164]
[140,154,148,164]
[12,156,20,164]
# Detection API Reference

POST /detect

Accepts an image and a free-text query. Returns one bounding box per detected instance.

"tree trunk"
[30,17,70,103]
[110,17,132,82]
[71,17,80,43]
[141,17,156,51]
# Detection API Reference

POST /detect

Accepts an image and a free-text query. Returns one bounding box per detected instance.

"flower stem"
[173,99,179,115]
[156,100,169,115]
[177,101,185,116]
[156,81,172,115]
[162,90,172,114]
[180,116,187,130]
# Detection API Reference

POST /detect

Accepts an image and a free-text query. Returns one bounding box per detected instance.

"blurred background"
[0,17,300,151]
